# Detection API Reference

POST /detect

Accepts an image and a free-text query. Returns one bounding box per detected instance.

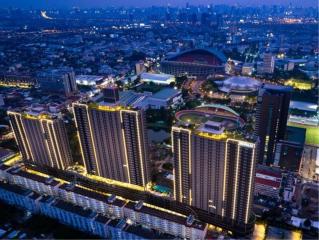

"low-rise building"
[254,166,282,199]
[124,201,208,239]
[8,168,61,196]
[0,181,40,212]
[0,164,208,239]
[147,88,182,109]
[57,183,125,219]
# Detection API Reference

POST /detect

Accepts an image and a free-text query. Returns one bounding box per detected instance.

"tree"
[175,75,187,88]
[202,80,218,93]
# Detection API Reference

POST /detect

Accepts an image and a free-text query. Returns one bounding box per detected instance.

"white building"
[254,167,282,199]
[147,88,182,109]
[217,76,261,94]
[141,73,175,85]
[75,75,107,86]
[124,201,207,239]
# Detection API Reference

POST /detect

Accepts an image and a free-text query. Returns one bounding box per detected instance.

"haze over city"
[1,0,318,8]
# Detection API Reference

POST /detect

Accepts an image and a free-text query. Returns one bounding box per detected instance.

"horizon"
[1,0,318,9]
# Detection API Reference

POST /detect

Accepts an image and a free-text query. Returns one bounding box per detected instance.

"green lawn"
[287,122,319,146]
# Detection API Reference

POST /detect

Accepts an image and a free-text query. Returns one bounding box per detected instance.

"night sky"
[1,0,317,8]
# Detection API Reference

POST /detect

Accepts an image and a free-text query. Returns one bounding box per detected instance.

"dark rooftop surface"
[263,84,293,93]
[9,169,60,186]
[53,199,96,218]
[151,88,180,100]
[95,214,110,224]
[285,126,306,145]
[0,181,32,196]
[29,192,41,200]
[39,195,55,203]
[108,218,122,228]
[166,48,227,63]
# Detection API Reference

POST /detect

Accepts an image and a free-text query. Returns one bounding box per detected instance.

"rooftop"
[95,214,110,224]
[59,183,126,207]
[175,104,245,136]
[125,201,206,230]
[285,126,306,145]
[53,199,96,218]
[262,84,293,93]
[289,100,318,112]
[218,76,261,93]
[150,88,180,100]
[141,73,174,82]
[75,75,105,82]
[0,181,33,196]
[9,168,60,186]
[166,48,227,64]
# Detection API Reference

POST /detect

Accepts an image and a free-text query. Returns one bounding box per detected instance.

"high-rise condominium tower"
[263,53,275,74]
[73,102,149,187]
[254,84,292,165]
[8,111,73,169]
[172,106,258,225]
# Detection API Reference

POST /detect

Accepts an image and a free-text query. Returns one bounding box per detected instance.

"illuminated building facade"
[254,85,292,165]
[73,103,149,187]
[172,125,257,225]
[8,111,72,170]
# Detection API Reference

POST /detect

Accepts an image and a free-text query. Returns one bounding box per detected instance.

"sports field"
[288,122,319,146]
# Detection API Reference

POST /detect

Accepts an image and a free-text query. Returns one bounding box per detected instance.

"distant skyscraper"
[37,67,77,96]
[8,111,72,169]
[263,53,275,74]
[172,123,257,225]
[73,102,149,187]
[255,85,292,165]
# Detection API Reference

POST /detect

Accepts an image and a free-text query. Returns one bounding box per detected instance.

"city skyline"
[1,0,318,8]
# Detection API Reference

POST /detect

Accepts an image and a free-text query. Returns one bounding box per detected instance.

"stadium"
[160,48,227,79]
[175,104,245,132]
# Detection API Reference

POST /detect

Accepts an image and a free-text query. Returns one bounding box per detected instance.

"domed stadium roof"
[196,104,240,117]
[166,48,227,65]
[219,76,261,93]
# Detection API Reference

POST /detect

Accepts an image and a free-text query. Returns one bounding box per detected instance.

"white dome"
[219,76,261,93]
